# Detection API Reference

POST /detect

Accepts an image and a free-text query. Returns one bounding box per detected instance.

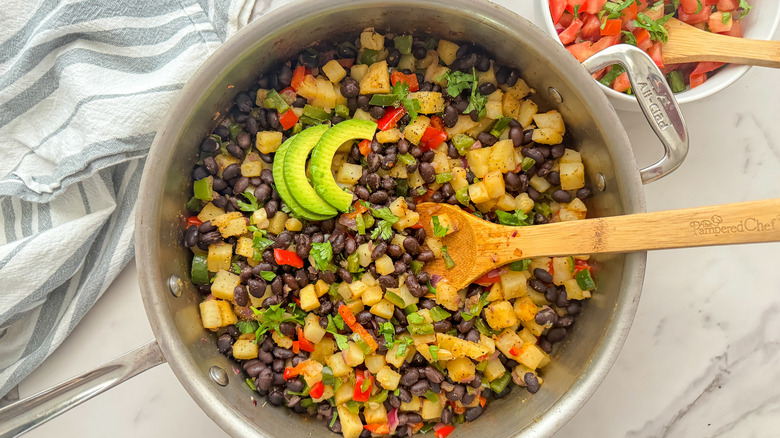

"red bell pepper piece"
[573,259,591,274]
[419,125,447,151]
[338,304,378,352]
[278,109,298,130]
[409,221,424,229]
[377,106,406,131]
[353,370,373,402]
[297,327,315,352]
[509,345,522,356]
[475,268,503,285]
[434,425,456,438]
[600,19,621,36]
[291,66,306,91]
[283,362,308,380]
[309,381,325,399]
[690,73,707,89]
[187,215,203,228]
[390,71,419,92]
[354,200,369,214]
[292,340,300,354]
[274,248,304,268]
[478,395,487,407]
[364,423,390,434]
[429,115,444,131]
[358,139,372,156]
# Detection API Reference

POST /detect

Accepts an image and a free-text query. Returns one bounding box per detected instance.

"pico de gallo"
[549,0,753,92]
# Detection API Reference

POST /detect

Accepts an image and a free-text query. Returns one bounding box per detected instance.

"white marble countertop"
[16,1,780,437]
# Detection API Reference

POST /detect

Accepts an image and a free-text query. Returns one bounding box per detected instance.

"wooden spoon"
[663,17,780,67]
[416,199,780,291]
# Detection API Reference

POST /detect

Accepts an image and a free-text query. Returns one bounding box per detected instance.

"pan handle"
[0,340,165,438]
[581,44,689,184]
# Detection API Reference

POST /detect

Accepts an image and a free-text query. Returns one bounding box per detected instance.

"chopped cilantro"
[235,320,259,334]
[232,262,242,274]
[429,345,439,362]
[432,215,448,238]
[495,209,532,226]
[236,190,259,212]
[251,302,306,341]
[310,241,334,272]
[633,12,672,43]
[406,312,425,325]
[247,226,273,261]
[258,271,276,281]
[738,0,752,17]
[395,336,414,358]
[371,220,395,240]
[509,259,531,272]
[438,70,475,97]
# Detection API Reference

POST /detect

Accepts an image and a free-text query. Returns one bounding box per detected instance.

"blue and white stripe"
[0,0,258,399]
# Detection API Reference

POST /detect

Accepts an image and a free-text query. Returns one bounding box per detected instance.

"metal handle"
[582,44,689,184]
[0,341,165,438]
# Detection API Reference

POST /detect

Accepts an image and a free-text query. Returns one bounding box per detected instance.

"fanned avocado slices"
[282,125,338,217]
[272,135,331,221]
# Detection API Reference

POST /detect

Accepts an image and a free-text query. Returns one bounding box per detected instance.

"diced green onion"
[303,104,331,121]
[360,48,379,65]
[397,153,416,165]
[329,411,339,428]
[568,256,576,273]
[452,134,475,155]
[245,378,257,391]
[193,176,213,201]
[263,89,290,113]
[455,187,470,206]
[369,93,399,106]
[385,290,406,308]
[356,213,365,235]
[476,360,489,372]
[435,172,453,184]
[406,312,425,325]
[489,117,512,138]
[520,157,536,171]
[300,398,315,408]
[346,400,360,414]
[298,115,323,126]
[533,202,552,218]
[441,245,455,270]
[575,268,596,291]
[667,70,686,93]
[291,122,303,135]
[394,35,413,55]
[191,254,209,284]
[489,372,512,394]
[429,306,451,322]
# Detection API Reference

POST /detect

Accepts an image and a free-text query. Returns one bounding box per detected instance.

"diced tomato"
[678,5,711,24]
[558,17,583,45]
[550,0,568,24]
[582,0,608,14]
[717,0,739,11]
[478,395,487,407]
[291,340,300,354]
[278,109,298,130]
[692,61,725,76]
[591,67,608,81]
[579,14,602,42]
[390,71,420,92]
[419,126,447,151]
[358,139,372,156]
[336,58,355,68]
[621,1,638,23]
[309,381,325,399]
[409,221,424,229]
[708,11,733,32]
[364,424,390,434]
[475,268,503,285]
[690,72,707,88]
[643,4,665,21]
[290,66,306,91]
[566,41,593,62]
[612,72,631,92]
[565,0,588,12]
[274,248,304,268]
[558,13,575,28]
[591,34,620,53]
[186,216,202,227]
[680,0,702,14]
[720,19,742,37]
[434,425,456,438]
[353,370,373,402]
[600,19,622,36]
[647,42,664,68]
[297,327,315,352]
[633,28,652,51]
[283,362,308,380]
[377,106,406,131]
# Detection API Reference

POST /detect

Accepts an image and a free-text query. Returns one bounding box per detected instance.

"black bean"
[533,268,553,284]
[268,388,285,406]
[192,166,210,181]
[577,187,593,200]
[393,261,407,276]
[445,384,465,401]
[369,106,386,119]
[278,321,296,338]
[263,294,282,307]
[556,289,570,308]
[270,276,283,295]
[387,244,403,258]
[551,143,565,159]
[371,242,387,260]
[527,186,541,202]
[256,368,273,392]
[237,131,252,150]
[217,333,232,354]
[267,110,281,130]
[285,378,304,394]
[343,237,356,255]
[418,162,436,184]
[567,301,582,315]
[231,285,247,307]
[475,54,491,72]
[546,171,561,187]
[433,320,452,333]
[442,105,459,128]
[337,267,353,283]
[412,45,427,59]
[366,172,381,190]
[537,160,553,178]
[551,189,572,203]
[403,237,421,255]
[369,190,389,204]
[555,314,575,328]
[221,163,240,181]
[430,191,444,203]
[257,348,273,364]
[529,278,546,293]
[523,372,540,394]
[264,200,278,218]
[451,52,477,72]
[353,185,370,201]
[386,48,401,67]
[381,176,395,191]
[417,249,435,262]
[424,366,445,384]
[465,329,481,343]
[330,233,346,254]
[478,82,497,95]
[400,368,420,387]
[234,176,250,195]
[464,406,483,422]
[355,310,373,326]
[534,212,548,224]
[184,225,199,248]
[357,94,371,111]
[198,231,222,247]
[200,137,220,153]
[379,275,398,289]
[547,327,567,343]
[505,69,519,87]
[201,157,218,177]
[521,147,545,164]
[534,306,558,327]
[414,227,427,243]
[398,387,413,403]
[420,150,435,163]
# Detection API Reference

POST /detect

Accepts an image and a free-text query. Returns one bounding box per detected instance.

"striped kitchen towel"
[0,0,261,398]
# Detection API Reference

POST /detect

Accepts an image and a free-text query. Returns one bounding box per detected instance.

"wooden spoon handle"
[509,199,780,260]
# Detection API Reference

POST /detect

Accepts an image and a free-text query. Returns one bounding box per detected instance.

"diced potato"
[486,282,503,302]
[267,211,288,235]
[434,282,460,311]
[235,236,254,259]
[488,140,516,173]
[494,329,523,358]
[436,333,490,360]
[299,284,320,311]
[385,338,413,367]
[400,396,421,412]
[370,299,395,320]
[348,279,369,298]
[437,39,459,65]
[483,171,506,199]
[430,213,455,236]
[516,343,546,370]
[564,278,591,300]
[450,167,469,191]
[232,339,258,360]
[531,259,552,276]
[445,115,479,139]
[465,147,491,178]
[513,296,538,322]
[240,151,264,177]
[357,243,372,267]
[533,110,565,134]
[410,91,445,114]
[359,60,391,94]
[484,357,507,382]
[387,196,410,218]
[336,162,363,185]
[500,270,529,300]
[199,300,222,329]
[520,318,545,336]
[502,78,531,99]
[516,99,539,128]
[322,59,347,84]
[425,63,449,86]
[252,208,269,229]
[295,74,318,101]
[272,330,293,348]
[529,174,551,193]
[421,398,445,420]
[311,337,336,364]
[485,91,504,120]
[376,128,401,144]
[304,313,327,343]
[551,257,574,285]
[364,403,387,424]
[485,300,518,330]
[388,164,408,179]
[211,212,245,236]
[417,49,438,69]
[425,237,443,259]
[431,151,451,175]
[350,63,369,82]
[365,354,386,374]
[335,380,354,405]
[313,78,337,109]
[360,30,385,50]
[361,285,384,306]
[215,154,241,177]
[375,255,395,276]
[495,194,516,212]
[403,115,431,145]
[568,197,588,215]
[515,192,534,213]
[559,162,585,190]
[256,131,284,154]
[216,300,237,326]
[196,202,225,223]
[477,65,497,87]
[394,211,420,230]
[337,404,364,438]
[210,269,240,300]
[560,148,582,164]
[285,217,303,232]
[467,181,491,204]
[447,357,476,382]
[327,352,351,377]
[532,128,563,145]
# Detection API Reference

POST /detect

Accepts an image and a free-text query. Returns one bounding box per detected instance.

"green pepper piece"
[490,372,512,394]
[191,254,209,284]
[474,317,500,336]
[441,245,455,270]
[520,157,536,171]
[334,104,350,119]
[489,117,512,138]
[403,303,419,315]
[263,89,290,113]
[193,176,213,201]
[394,35,413,55]
[435,172,453,184]
[355,213,365,235]
[298,115,323,126]
[185,196,203,213]
[667,70,686,93]
[452,134,475,155]
[384,290,406,308]
[575,268,596,291]
[408,323,434,335]
[429,306,451,322]
[368,390,388,404]
[368,93,399,107]
[397,153,416,166]
[455,187,470,206]
[347,252,361,273]
[360,49,379,65]
[303,104,331,121]
[410,260,424,275]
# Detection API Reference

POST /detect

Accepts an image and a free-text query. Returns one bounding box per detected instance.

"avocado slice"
[272,135,331,221]
[282,124,338,217]
[310,120,378,212]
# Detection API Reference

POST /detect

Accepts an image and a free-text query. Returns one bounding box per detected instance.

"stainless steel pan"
[0,0,688,436]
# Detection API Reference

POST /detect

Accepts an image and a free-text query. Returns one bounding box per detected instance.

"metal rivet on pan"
[168,275,183,297]
[596,173,607,192]
[548,87,563,104]
[209,366,229,386]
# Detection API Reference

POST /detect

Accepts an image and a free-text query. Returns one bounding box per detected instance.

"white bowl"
[536,0,780,111]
